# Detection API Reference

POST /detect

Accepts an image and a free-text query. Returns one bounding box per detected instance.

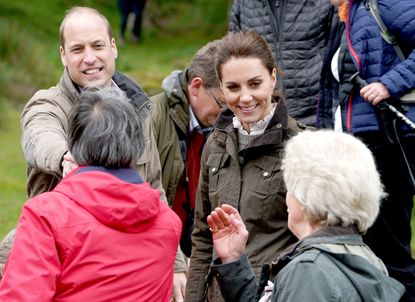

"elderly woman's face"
[220,57,276,133]
[286,191,309,239]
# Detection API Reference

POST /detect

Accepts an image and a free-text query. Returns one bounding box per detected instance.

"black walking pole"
[350,72,415,191]
[350,73,415,130]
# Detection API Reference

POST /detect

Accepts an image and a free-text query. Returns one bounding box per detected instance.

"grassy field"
[0,102,27,237]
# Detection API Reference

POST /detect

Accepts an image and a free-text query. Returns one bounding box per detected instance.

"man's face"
[60,13,117,88]
[189,83,226,128]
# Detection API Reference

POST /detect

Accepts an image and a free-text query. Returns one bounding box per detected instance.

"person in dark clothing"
[336,1,415,300]
[208,130,404,302]
[117,0,146,43]
[317,1,345,129]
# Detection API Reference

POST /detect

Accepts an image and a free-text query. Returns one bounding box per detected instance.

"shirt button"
[211,167,217,173]
[263,171,270,177]
[276,123,282,128]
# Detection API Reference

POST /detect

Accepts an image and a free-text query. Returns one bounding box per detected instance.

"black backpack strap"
[255,263,272,301]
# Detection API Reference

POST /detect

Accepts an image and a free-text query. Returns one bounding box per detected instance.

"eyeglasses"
[212,95,227,109]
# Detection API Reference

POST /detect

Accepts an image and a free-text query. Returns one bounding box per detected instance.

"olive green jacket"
[150,70,190,205]
[186,100,307,301]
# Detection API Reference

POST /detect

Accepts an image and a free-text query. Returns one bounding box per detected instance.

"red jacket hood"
[54,167,161,233]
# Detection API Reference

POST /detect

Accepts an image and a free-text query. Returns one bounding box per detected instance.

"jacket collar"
[60,68,79,104]
[112,71,150,115]
[76,166,144,184]
[165,70,191,136]
[259,225,363,284]
[56,166,160,232]
[215,98,289,149]
[280,225,361,259]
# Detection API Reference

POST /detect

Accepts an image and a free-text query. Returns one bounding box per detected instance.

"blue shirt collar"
[76,166,144,184]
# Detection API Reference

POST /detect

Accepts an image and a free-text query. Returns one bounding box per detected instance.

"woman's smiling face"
[220,57,276,132]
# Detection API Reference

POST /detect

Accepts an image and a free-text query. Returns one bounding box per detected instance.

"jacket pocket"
[246,155,288,225]
[206,153,230,193]
[248,155,283,196]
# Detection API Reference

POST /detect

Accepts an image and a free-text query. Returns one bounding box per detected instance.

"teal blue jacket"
[211,226,405,302]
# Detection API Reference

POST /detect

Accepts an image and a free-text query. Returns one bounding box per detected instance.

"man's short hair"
[59,6,112,47]
[68,87,143,168]
[282,130,385,233]
[187,39,221,90]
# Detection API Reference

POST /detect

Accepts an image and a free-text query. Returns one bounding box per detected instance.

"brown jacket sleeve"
[21,88,70,179]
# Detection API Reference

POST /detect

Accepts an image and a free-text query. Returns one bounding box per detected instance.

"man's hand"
[171,272,187,302]
[360,82,390,105]
[62,151,78,177]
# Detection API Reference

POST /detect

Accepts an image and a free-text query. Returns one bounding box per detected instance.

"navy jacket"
[343,0,415,133]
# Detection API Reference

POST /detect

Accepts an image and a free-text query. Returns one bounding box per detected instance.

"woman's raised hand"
[207,204,248,264]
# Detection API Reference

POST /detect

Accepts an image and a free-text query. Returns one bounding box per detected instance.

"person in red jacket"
[0,88,182,302]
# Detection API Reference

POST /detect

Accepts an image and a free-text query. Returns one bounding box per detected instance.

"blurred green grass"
[0,102,27,236]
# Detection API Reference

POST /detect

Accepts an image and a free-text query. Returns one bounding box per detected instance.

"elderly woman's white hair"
[282,130,385,233]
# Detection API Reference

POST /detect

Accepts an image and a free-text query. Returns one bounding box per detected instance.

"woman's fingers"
[207,215,219,233]
[209,204,248,241]
[210,209,225,228]
[221,204,238,215]
[219,204,248,235]
[221,204,243,224]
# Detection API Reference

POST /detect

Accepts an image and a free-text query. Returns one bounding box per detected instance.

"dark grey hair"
[68,87,143,168]
[187,39,221,90]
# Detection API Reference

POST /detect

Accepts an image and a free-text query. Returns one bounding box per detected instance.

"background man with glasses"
[150,41,224,300]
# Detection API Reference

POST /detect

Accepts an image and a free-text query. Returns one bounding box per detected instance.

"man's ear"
[111,38,118,59]
[188,77,204,98]
[60,46,67,67]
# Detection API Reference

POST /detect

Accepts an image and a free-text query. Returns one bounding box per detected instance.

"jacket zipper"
[266,0,286,70]
[345,0,362,132]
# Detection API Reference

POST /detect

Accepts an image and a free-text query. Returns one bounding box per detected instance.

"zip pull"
[275,0,279,7]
